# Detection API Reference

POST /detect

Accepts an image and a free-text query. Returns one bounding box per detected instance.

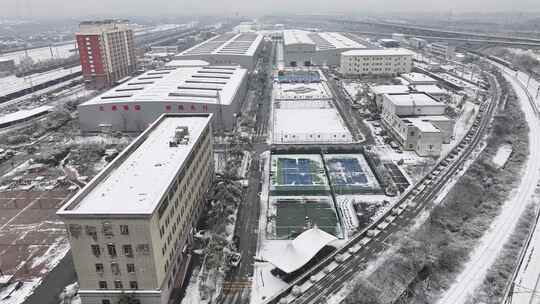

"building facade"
[428,43,455,60]
[76,20,137,89]
[57,113,214,304]
[340,49,414,76]
[380,93,454,156]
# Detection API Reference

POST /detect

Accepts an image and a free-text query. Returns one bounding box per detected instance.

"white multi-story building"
[428,42,455,60]
[77,63,248,133]
[370,84,449,109]
[175,32,263,70]
[408,37,428,49]
[340,49,414,76]
[282,30,366,67]
[57,113,214,304]
[381,93,454,156]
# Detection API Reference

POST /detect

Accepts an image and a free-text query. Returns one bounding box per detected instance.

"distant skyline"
[2,0,540,19]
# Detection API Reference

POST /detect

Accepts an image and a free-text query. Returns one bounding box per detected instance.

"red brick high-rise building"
[76,20,136,90]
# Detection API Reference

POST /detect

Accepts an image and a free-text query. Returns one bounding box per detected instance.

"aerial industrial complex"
[2,13,534,304]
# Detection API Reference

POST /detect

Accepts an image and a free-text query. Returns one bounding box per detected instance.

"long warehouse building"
[58,113,214,304]
[282,30,366,67]
[174,32,264,70]
[78,63,248,133]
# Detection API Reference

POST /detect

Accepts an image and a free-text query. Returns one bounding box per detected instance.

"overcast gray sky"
[3,0,540,19]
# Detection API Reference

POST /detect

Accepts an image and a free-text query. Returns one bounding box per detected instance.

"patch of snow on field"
[0,278,42,304]
[492,144,512,168]
[30,236,70,269]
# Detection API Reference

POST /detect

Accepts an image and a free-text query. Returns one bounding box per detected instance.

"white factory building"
[174,32,264,70]
[57,113,214,304]
[381,93,454,156]
[428,42,456,60]
[282,30,365,67]
[370,84,449,109]
[78,63,248,133]
[340,48,414,76]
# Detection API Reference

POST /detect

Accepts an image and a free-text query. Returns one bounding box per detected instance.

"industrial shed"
[78,64,248,133]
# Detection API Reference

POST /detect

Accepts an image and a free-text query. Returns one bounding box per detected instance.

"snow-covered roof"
[79,65,247,106]
[264,227,337,273]
[178,32,263,57]
[0,66,82,97]
[165,60,210,67]
[341,48,414,57]
[283,30,365,50]
[402,117,441,133]
[0,105,53,126]
[385,93,444,107]
[57,113,212,216]
[400,72,437,84]
[371,85,410,95]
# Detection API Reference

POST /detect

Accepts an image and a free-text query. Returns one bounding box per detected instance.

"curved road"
[437,68,540,304]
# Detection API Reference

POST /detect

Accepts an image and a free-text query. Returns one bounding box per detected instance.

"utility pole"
[527,73,532,89]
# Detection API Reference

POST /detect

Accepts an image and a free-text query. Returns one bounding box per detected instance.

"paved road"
[220,40,274,304]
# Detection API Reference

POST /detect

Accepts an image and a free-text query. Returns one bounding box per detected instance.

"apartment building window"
[99,281,107,289]
[127,263,135,273]
[111,263,120,275]
[95,263,104,273]
[102,222,113,237]
[107,244,117,257]
[114,281,123,289]
[123,245,133,257]
[91,244,101,257]
[120,225,129,235]
[129,281,138,289]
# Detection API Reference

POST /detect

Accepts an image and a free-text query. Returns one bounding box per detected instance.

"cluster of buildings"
[380,92,454,156]
[391,33,456,60]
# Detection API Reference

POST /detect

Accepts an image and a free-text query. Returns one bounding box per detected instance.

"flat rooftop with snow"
[58,113,212,216]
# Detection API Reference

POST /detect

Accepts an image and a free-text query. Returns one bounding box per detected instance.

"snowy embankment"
[492,144,512,169]
[436,70,540,304]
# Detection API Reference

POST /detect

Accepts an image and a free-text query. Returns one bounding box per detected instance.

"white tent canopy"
[264,227,337,274]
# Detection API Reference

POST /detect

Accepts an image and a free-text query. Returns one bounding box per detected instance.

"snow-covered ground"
[436,69,540,304]
[0,42,77,65]
[492,144,513,169]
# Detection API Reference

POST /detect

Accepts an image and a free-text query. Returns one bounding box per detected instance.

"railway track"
[262,72,500,304]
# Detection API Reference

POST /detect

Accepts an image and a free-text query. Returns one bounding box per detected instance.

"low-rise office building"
[428,42,455,60]
[78,64,248,133]
[340,49,414,76]
[57,113,214,304]
[381,93,454,156]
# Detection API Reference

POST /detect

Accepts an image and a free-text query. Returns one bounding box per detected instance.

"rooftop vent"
[169,126,190,147]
